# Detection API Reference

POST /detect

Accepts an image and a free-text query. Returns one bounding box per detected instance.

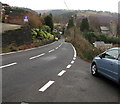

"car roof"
[108,47,120,53]
[110,47,120,50]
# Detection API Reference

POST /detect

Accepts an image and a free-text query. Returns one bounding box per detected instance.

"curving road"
[1,39,119,102]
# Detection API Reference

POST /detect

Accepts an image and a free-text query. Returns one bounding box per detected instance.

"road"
[1,39,119,102]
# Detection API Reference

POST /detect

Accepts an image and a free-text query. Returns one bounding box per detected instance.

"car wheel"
[91,64,98,76]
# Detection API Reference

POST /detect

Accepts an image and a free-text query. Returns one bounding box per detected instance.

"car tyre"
[91,64,98,76]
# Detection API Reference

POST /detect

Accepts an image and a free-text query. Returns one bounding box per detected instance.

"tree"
[44,14,53,33]
[67,17,74,29]
[80,18,89,32]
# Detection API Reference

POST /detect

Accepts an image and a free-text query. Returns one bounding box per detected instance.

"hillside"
[35,9,117,24]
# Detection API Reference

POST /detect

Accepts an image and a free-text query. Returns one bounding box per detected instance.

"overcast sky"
[1,0,120,13]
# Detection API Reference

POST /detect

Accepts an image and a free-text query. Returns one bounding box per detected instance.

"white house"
[100,26,110,34]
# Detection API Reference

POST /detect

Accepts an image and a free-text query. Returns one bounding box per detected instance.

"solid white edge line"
[71,44,77,58]
[0,41,57,56]
[58,70,66,76]
[0,62,17,69]
[66,64,72,69]
[71,60,75,64]
[29,53,45,60]
[39,81,55,92]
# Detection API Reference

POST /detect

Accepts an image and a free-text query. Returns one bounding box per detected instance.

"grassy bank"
[1,39,54,54]
[65,28,103,62]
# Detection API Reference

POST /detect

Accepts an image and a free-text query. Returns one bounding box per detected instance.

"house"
[0,3,11,22]
[100,26,110,34]
[93,41,112,50]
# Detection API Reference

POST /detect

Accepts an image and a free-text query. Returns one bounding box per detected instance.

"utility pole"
[73,14,77,41]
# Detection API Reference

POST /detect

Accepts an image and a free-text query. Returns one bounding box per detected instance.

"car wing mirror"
[99,53,106,59]
[99,55,103,59]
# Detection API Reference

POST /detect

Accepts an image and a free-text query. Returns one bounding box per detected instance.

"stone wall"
[2,26,32,48]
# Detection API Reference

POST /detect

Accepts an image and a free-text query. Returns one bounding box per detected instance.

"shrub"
[65,28,102,62]
[41,25,51,33]
[83,32,119,45]
[31,26,54,40]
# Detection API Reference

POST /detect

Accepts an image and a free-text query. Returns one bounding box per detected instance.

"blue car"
[91,48,120,84]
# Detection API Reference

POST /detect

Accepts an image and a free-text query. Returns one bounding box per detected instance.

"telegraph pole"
[73,14,77,41]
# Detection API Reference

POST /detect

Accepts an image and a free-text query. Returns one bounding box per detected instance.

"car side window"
[118,54,120,61]
[104,50,119,60]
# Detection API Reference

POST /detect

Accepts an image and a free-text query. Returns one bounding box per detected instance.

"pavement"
[1,39,119,102]
[0,23,21,33]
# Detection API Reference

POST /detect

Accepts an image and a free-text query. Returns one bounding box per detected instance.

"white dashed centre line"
[71,60,75,64]
[39,81,55,92]
[58,70,66,77]
[29,53,45,60]
[73,57,76,60]
[56,47,59,49]
[49,49,55,53]
[66,64,72,69]
[0,62,17,69]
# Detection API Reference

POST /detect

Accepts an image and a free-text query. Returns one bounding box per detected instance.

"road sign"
[24,16,28,22]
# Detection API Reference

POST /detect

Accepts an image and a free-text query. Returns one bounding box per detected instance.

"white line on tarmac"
[71,44,77,58]
[29,53,45,60]
[73,57,76,60]
[49,49,55,53]
[71,60,75,64]
[0,41,57,56]
[39,81,55,92]
[0,62,17,69]
[56,47,59,49]
[58,70,66,77]
[66,64,72,69]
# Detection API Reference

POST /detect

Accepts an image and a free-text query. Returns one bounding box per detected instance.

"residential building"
[100,26,110,34]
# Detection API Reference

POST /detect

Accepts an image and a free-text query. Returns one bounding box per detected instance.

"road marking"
[58,70,66,77]
[56,47,59,49]
[71,60,75,64]
[0,62,17,69]
[73,57,76,60]
[0,52,16,56]
[0,41,57,56]
[39,81,55,92]
[71,44,77,58]
[29,53,45,60]
[59,43,62,47]
[24,48,36,51]
[49,49,55,53]
[66,64,72,69]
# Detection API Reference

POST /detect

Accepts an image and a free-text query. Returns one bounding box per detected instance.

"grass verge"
[65,28,103,62]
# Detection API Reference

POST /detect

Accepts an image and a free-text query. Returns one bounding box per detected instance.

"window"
[104,49,119,60]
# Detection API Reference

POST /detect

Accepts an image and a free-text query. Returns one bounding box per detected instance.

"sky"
[1,0,120,13]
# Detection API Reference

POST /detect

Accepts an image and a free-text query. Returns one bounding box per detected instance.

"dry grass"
[2,39,54,53]
[65,28,102,62]
[25,11,42,28]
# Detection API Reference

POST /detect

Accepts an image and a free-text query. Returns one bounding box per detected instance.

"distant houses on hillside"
[1,3,24,25]
[100,26,110,34]
[0,2,34,25]
[93,41,113,50]
[100,20,117,37]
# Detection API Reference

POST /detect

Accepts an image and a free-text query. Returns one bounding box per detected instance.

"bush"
[31,26,54,40]
[65,28,102,62]
[41,25,51,33]
[83,32,97,43]
[83,32,119,45]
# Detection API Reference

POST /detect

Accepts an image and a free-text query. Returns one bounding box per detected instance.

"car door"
[98,49,119,81]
